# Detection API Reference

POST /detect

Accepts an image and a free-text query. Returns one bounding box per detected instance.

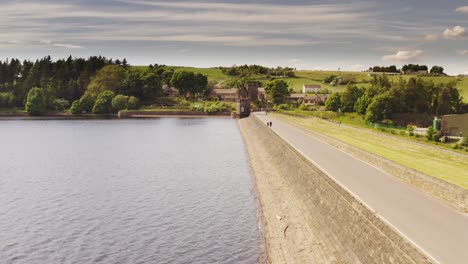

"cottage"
[304,94,330,106]
[209,88,238,102]
[302,84,321,93]
[162,85,179,97]
[441,114,468,137]
[286,93,306,104]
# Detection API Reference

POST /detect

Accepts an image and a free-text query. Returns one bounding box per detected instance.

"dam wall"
[239,116,431,264]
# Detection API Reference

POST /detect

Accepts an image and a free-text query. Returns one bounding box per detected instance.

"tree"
[171,71,197,97]
[141,72,162,101]
[264,79,290,104]
[112,94,128,111]
[354,86,379,115]
[25,87,46,115]
[78,92,95,113]
[92,90,116,114]
[430,66,444,75]
[87,65,125,95]
[434,84,463,115]
[325,92,342,112]
[127,96,138,110]
[341,84,363,112]
[365,92,395,122]
[195,73,208,94]
[161,70,174,85]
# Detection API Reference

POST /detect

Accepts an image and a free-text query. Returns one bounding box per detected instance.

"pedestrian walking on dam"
[270,121,273,127]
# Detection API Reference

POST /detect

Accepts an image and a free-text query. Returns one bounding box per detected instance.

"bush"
[273,104,292,110]
[406,125,415,136]
[127,96,138,110]
[191,101,233,114]
[52,98,70,111]
[79,92,95,113]
[70,100,82,114]
[92,90,116,114]
[325,92,342,112]
[0,92,16,108]
[426,126,441,141]
[298,103,308,110]
[25,87,45,115]
[111,94,129,111]
[459,137,468,147]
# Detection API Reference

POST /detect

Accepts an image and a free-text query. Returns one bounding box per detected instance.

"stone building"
[302,84,321,93]
[441,113,468,137]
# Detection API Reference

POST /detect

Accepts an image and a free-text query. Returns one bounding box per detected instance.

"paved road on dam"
[255,113,468,264]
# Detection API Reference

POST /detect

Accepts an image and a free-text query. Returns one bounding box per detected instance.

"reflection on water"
[0,119,260,264]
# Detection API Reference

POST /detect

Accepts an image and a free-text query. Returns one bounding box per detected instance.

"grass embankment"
[278,109,467,153]
[274,112,468,189]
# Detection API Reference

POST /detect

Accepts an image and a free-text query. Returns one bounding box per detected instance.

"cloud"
[424,34,439,41]
[288,59,304,63]
[52,43,83,49]
[382,50,423,62]
[443,26,466,39]
[0,0,377,48]
[40,39,53,45]
[455,6,468,13]
[349,64,366,71]
[458,50,468,55]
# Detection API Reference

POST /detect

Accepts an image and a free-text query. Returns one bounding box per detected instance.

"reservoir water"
[0,118,261,264]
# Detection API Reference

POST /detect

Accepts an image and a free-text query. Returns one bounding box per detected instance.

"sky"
[0,0,467,74]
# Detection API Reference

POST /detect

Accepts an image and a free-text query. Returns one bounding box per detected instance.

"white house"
[302,84,321,93]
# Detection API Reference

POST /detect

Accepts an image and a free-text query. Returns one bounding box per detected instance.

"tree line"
[370,64,445,75]
[219,65,295,77]
[9,57,210,115]
[0,56,116,108]
[325,76,466,122]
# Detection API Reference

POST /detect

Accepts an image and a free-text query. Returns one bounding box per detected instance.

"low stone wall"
[118,110,231,118]
[278,114,468,213]
[241,116,432,264]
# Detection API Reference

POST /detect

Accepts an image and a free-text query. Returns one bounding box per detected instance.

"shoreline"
[0,111,233,120]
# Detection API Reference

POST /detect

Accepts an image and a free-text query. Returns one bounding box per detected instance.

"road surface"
[255,113,468,264]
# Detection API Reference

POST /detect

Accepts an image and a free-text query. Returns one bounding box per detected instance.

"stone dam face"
[239,116,432,264]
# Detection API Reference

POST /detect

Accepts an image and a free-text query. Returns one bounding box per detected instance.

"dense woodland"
[0,56,209,114]
[0,56,118,109]
[325,76,466,122]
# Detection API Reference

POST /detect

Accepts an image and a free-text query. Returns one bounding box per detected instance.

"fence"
[365,121,405,130]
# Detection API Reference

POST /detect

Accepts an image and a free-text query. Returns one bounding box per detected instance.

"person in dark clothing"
[270,121,272,127]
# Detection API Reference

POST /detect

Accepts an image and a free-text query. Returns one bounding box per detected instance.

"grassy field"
[274,113,468,189]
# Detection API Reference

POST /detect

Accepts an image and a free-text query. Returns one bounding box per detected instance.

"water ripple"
[0,119,261,264]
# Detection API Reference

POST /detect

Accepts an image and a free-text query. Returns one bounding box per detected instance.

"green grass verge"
[274,112,468,189]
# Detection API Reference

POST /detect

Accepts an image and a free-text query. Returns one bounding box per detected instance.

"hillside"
[137,66,468,101]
